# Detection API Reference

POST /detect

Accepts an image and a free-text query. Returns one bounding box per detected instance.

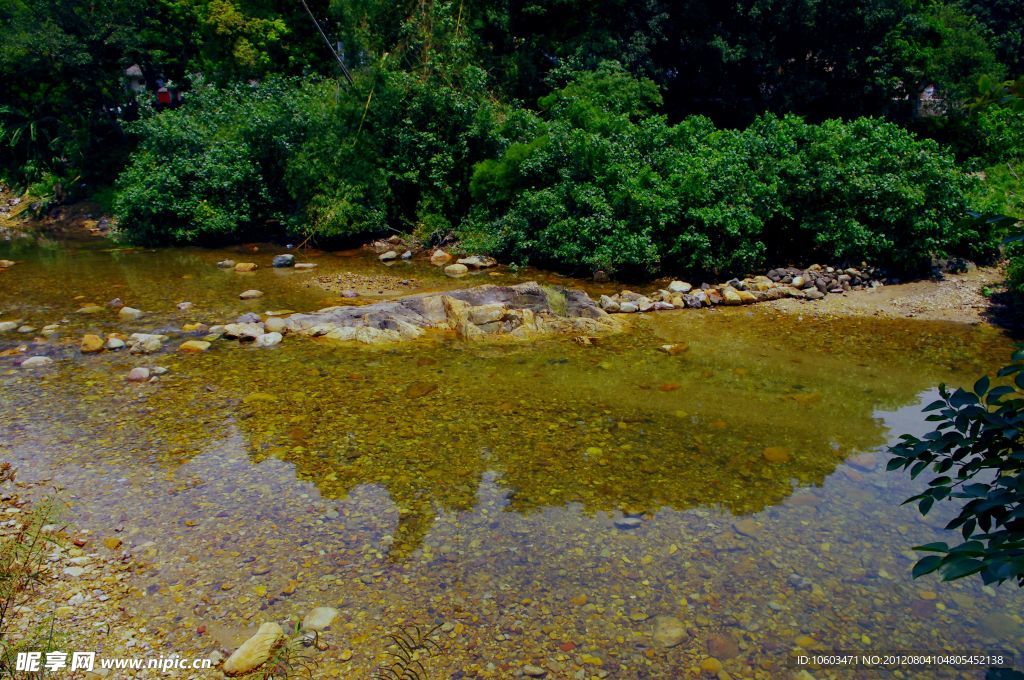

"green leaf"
[912,555,943,578]
[914,542,950,553]
[940,558,985,581]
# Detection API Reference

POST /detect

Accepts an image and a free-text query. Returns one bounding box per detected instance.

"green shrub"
[464,67,988,276]
[113,77,314,244]
[785,116,987,270]
[287,65,509,243]
[975,106,1024,164]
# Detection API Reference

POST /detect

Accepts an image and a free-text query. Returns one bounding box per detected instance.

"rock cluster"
[599,265,880,314]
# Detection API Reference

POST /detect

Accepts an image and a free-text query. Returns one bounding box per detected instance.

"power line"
[299,0,354,85]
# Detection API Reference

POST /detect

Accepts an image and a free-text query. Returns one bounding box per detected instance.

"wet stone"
[302,606,339,632]
[706,632,740,659]
[652,616,687,648]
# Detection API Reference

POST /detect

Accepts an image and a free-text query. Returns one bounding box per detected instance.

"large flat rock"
[281,282,616,344]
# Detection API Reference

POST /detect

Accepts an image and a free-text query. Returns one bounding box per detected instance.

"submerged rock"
[652,616,687,648]
[118,306,142,320]
[21,356,53,368]
[0,321,18,332]
[222,622,284,676]
[294,262,317,270]
[179,340,211,353]
[217,260,236,269]
[302,606,339,632]
[234,262,257,273]
[272,254,295,268]
[239,290,263,300]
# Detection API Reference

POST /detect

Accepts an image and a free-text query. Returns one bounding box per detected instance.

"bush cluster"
[114,64,999,277]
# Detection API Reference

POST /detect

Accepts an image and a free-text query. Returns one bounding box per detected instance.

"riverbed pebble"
[239,289,264,300]
[652,616,687,647]
[80,334,104,353]
[126,367,151,382]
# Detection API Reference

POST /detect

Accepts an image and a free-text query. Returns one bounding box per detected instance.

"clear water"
[0,231,1020,678]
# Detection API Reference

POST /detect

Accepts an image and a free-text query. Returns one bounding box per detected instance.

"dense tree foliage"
[464,66,990,276]
[1,0,1021,277]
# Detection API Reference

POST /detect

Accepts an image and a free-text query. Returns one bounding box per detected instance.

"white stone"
[255,332,282,347]
[302,606,339,632]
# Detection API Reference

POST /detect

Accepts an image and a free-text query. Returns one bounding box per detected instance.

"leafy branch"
[888,348,1024,585]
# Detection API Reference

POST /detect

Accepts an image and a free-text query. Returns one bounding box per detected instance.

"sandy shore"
[764,266,1006,325]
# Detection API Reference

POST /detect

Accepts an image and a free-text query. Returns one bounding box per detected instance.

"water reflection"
[1,240,1021,677]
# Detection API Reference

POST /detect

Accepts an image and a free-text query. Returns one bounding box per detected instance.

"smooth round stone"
[118,306,142,320]
[21,356,53,368]
[445,263,469,277]
[614,516,642,530]
[239,289,264,300]
[302,606,339,632]
[264,317,287,333]
[255,332,282,347]
[126,367,151,382]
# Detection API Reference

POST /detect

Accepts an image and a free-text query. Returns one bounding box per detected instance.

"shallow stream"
[0,232,1020,678]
